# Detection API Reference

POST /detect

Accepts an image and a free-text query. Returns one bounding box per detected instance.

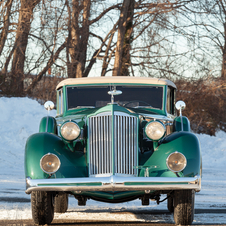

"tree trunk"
[113,0,134,77]
[120,0,134,76]
[68,0,80,78]
[67,0,90,78]
[0,0,13,56]
[10,0,40,95]
[222,51,226,78]
[80,0,91,77]
[222,22,226,78]
[67,0,91,78]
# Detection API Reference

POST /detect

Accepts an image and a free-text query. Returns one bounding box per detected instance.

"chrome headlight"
[60,121,80,141]
[166,152,187,172]
[40,153,61,174]
[145,120,166,141]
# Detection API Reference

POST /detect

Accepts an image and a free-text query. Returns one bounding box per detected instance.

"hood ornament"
[108,87,122,104]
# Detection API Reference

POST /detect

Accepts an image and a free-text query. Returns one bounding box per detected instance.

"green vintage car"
[25,76,201,225]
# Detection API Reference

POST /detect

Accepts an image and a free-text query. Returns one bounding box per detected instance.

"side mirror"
[44,101,54,112]
[175,100,186,116]
[175,100,186,131]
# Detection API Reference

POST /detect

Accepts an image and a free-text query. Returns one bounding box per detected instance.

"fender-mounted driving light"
[166,152,187,172]
[145,120,166,141]
[60,121,80,141]
[40,153,61,174]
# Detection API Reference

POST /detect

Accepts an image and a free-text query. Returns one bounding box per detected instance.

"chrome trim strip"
[46,116,49,132]
[25,175,201,194]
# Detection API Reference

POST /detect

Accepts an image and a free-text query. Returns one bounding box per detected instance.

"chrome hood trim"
[141,113,174,121]
[26,175,201,194]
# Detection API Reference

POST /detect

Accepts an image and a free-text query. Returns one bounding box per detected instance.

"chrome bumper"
[25,175,201,194]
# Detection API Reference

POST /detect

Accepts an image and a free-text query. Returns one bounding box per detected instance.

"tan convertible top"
[56,76,176,90]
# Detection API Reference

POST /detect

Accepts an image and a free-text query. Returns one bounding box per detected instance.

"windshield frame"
[65,84,165,111]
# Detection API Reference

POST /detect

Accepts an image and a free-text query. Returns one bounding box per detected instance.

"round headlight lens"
[40,153,61,174]
[166,152,187,172]
[145,121,166,141]
[61,122,80,141]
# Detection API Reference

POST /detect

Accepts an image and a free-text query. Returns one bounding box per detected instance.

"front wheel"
[174,190,195,225]
[31,191,54,225]
[54,193,68,213]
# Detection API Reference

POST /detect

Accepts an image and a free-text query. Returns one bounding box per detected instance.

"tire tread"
[174,190,195,225]
[31,191,54,225]
[54,193,68,213]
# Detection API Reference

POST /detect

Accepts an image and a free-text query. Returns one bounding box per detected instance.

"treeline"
[176,77,226,136]
[1,0,226,134]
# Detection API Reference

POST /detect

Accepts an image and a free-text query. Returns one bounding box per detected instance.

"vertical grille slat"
[119,116,122,173]
[89,112,137,177]
[131,117,134,174]
[104,116,107,174]
[129,117,131,174]
[95,117,98,174]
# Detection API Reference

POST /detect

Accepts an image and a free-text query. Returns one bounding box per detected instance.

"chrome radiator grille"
[88,112,138,176]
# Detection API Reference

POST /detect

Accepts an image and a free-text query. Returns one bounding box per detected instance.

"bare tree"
[113,0,135,77]
[5,0,41,95]
[66,0,121,78]
[66,0,91,78]
[0,0,13,56]
[167,0,226,79]
[111,0,197,78]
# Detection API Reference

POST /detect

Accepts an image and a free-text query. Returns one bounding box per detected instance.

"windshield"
[67,85,163,110]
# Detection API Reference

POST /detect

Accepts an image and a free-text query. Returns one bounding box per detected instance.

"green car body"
[25,76,201,225]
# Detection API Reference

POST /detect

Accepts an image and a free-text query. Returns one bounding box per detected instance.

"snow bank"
[196,131,226,169]
[0,97,55,198]
[0,97,53,177]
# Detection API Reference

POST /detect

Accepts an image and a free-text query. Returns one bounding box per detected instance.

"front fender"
[39,116,57,133]
[173,116,190,132]
[139,132,201,178]
[24,133,88,180]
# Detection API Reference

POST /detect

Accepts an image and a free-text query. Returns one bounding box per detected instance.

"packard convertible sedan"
[25,76,201,225]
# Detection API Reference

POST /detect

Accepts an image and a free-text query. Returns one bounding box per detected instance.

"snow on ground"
[0,97,225,224]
